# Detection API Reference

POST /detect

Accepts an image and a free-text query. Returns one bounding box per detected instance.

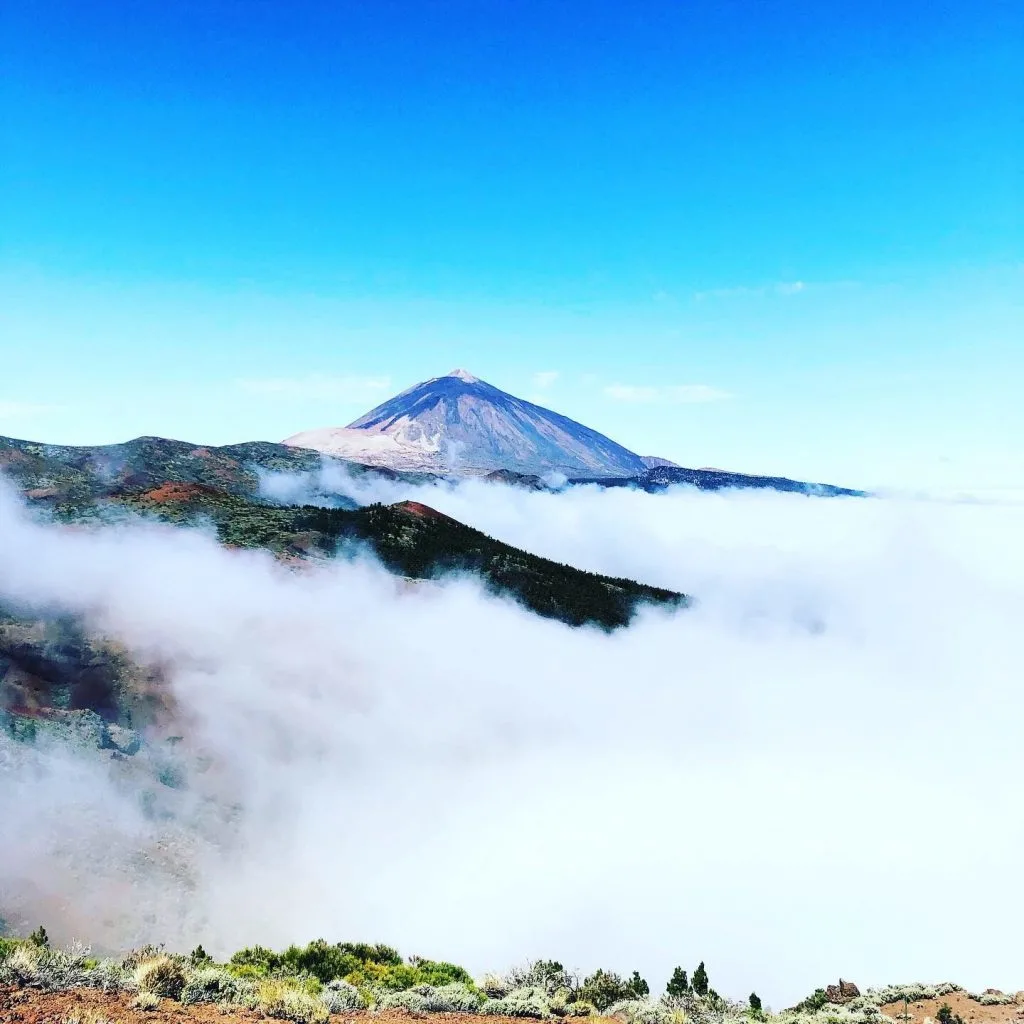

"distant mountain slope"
[0,433,417,508]
[586,464,867,497]
[115,487,684,628]
[284,369,651,478]
[0,434,685,633]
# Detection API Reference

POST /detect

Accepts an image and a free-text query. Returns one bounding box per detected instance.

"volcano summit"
[283,369,657,478]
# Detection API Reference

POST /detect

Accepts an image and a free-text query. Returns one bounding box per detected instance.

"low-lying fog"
[1,472,1021,1006]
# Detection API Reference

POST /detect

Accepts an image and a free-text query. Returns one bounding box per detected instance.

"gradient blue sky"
[1,0,1021,493]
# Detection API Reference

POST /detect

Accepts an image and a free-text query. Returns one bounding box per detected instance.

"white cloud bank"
[0,475,1022,1008]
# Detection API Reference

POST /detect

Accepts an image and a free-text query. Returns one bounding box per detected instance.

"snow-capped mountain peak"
[446,368,480,383]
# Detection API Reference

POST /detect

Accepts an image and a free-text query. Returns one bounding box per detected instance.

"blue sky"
[1,0,1021,492]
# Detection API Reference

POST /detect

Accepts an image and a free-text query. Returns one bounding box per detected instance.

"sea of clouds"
[0,471,1022,1007]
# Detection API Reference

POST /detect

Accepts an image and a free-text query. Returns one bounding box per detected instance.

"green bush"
[378,990,430,1012]
[230,945,282,977]
[256,980,329,1024]
[564,1001,596,1017]
[280,940,361,984]
[133,991,161,1011]
[336,942,402,966]
[581,966,634,1007]
[0,938,25,963]
[411,958,475,988]
[797,989,830,1012]
[481,985,552,1018]
[413,983,484,1012]
[181,966,252,1005]
[510,961,578,997]
[320,979,366,1012]
[344,960,421,991]
[133,955,186,1000]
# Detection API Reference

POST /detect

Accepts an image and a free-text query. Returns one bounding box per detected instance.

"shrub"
[320,979,366,1012]
[797,990,830,1012]
[0,943,42,986]
[36,944,95,992]
[87,959,129,994]
[0,942,98,992]
[336,942,402,967]
[378,989,431,1012]
[231,945,282,977]
[133,955,187,1000]
[280,940,361,984]
[482,972,512,998]
[410,957,475,988]
[564,1002,596,1017]
[414,983,484,1012]
[133,991,161,1011]
[865,985,963,1006]
[182,966,253,1005]
[257,980,330,1024]
[606,999,679,1024]
[506,961,578,998]
[121,946,167,973]
[0,938,24,963]
[972,992,1013,1007]
[481,986,553,1018]
[345,961,421,991]
[61,1014,115,1024]
[582,970,635,1011]
[29,926,50,949]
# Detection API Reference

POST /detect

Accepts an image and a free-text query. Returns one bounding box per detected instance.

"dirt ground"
[4,986,1024,1024]
[0,987,610,1024]
[879,991,1024,1024]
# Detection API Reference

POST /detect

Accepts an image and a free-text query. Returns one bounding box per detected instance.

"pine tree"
[750,993,763,1012]
[666,967,690,998]
[692,962,709,997]
[28,926,49,949]
[629,972,650,998]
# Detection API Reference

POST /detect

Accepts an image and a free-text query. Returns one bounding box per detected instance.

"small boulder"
[826,981,861,1004]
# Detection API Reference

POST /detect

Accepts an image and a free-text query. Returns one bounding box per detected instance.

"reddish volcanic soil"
[0,988,607,1024]
[879,992,1024,1024]
[138,483,223,504]
[391,501,459,524]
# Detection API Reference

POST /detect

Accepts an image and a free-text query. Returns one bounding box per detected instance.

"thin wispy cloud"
[236,374,392,401]
[532,371,559,390]
[0,400,59,420]
[693,281,806,301]
[604,384,732,404]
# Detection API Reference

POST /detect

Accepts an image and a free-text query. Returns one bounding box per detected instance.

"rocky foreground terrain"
[1,939,1021,1024]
